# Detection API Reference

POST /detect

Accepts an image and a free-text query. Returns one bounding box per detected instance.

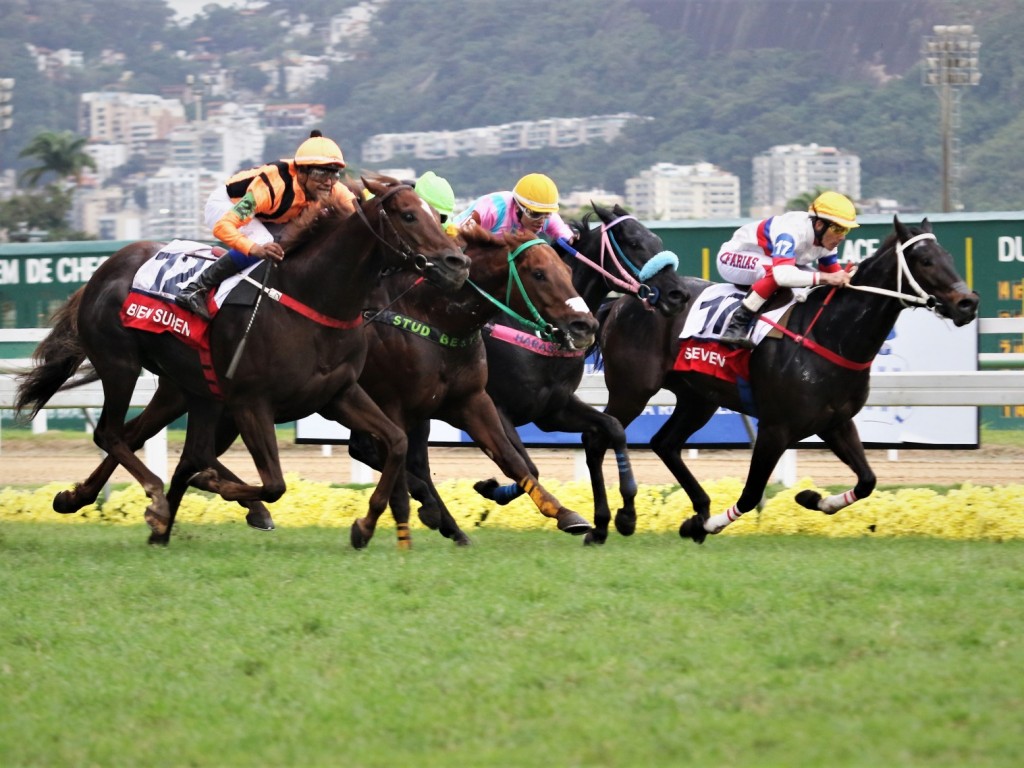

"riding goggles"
[519,205,550,222]
[305,167,342,181]
[827,222,852,236]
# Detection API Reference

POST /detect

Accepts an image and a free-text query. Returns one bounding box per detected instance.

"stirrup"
[176,289,211,320]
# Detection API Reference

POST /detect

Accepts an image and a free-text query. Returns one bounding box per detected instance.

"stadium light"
[922,25,981,212]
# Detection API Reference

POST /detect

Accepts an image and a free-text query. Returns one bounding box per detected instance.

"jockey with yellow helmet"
[176,130,358,320]
[452,172,576,243]
[717,190,858,349]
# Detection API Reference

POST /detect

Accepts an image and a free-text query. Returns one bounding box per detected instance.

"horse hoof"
[349,518,373,550]
[795,490,823,511]
[556,510,592,535]
[147,532,170,547]
[52,490,83,515]
[144,509,169,536]
[679,515,708,545]
[417,504,441,530]
[453,533,472,547]
[583,529,607,546]
[473,478,500,500]
[246,508,275,531]
[614,509,637,537]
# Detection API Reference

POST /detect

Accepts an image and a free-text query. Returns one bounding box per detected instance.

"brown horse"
[15,177,471,545]
[584,217,979,543]
[346,222,600,545]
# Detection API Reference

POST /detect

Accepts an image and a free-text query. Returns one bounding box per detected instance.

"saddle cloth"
[119,239,261,349]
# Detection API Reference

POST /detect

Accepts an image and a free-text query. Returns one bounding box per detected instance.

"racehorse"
[346,222,600,546]
[469,204,689,545]
[583,217,979,543]
[15,177,471,545]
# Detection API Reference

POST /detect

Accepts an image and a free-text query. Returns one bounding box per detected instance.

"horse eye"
[401,211,416,223]
[920,256,933,267]
[531,269,546,281]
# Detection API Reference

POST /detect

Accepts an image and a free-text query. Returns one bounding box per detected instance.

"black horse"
[584,217,979,543]
[15,178,471,545]
[469,204,689,544]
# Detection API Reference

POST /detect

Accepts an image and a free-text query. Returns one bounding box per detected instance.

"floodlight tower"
[922,25,981,212]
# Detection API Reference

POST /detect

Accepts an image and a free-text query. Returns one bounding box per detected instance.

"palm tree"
[18,130,97,188]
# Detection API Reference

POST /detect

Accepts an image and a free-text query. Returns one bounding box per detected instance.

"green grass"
[1,524,1022,767]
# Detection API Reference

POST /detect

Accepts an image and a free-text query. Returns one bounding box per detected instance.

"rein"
[466,238,559,341]
[758,231,944,371]
[241,274,363,329]
[560,215,679,305]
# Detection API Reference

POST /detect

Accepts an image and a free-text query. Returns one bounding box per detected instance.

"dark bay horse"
[15,177,471,544]
[585,217,979,543]
[346,223,600,546]
[469,205,689,544]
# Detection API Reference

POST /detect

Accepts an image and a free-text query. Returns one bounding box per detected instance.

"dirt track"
[1,435,1021,488]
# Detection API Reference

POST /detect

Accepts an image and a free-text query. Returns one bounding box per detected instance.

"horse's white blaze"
[565,296,588,313]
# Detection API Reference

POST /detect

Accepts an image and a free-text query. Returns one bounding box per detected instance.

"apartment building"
[751,143,861,216]
[79,92,187,153]
[625,162,740,220]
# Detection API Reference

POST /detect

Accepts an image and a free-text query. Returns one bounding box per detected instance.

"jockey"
[452,172,576,244]
[413,171,459,237]
[176,130,358,320]
[717,190,858,349]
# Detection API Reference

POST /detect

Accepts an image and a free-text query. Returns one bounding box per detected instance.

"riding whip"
[226,261,274,379]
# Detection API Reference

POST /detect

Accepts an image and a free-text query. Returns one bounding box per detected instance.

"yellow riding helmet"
[808,191,859,229]
[512,173,560,214]
[293,130,346,168]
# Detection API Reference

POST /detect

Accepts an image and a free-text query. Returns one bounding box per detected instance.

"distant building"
[362,114,645,163]
[625,162,740,220]
[79,92,187,152]
[561,188,626,211]
[145,167,220,241]
[751,143,861,217]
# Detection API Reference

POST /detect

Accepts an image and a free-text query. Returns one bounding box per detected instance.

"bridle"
[467,238,566,344]
[559,214,679,305]
[845,232,944,309]
[352,184,431,273]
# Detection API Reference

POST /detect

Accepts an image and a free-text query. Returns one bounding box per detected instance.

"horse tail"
[13,288,89,420]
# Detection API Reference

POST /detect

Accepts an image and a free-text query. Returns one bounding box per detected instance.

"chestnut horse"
[346,223,599,545]
[584,217,979,543]
[470,204,689,544]
[15,178,470,545]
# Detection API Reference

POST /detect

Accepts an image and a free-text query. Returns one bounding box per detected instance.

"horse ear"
[893,214,910,242]
[921,217,933,232]
[591,200,611,220]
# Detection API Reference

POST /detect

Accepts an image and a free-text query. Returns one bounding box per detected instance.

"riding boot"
[175,252,244,320]
[719,304,758,349]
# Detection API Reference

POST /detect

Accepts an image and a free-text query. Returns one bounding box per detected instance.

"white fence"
[2,320,1023,486]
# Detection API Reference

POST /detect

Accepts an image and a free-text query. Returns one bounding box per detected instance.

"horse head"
[361,176,470,292]
[890,216,979,327]
[571,203,689,317]
[462,223,598,351]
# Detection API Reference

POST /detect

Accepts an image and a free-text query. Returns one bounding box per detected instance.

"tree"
[18,130,96,188]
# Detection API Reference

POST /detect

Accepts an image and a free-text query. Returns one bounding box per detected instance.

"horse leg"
[646,397,719,534]
[319,385,412,550]
[188,399,287,504]
[147,400,225,546]
[473,409,537,505]
[795,419,876,515]
[53,381,186,514]
[89,367,172,536]
[405,422,471,545]
[681,425,791,544]
[525,396,634,546]
[456,394,591,535]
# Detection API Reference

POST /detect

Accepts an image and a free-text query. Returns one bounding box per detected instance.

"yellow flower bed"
[2,474,1023,541]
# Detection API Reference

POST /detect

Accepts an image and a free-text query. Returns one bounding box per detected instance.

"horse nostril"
[571,318,598,338]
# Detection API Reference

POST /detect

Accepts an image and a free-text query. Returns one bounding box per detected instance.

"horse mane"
[458,220,505,251]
